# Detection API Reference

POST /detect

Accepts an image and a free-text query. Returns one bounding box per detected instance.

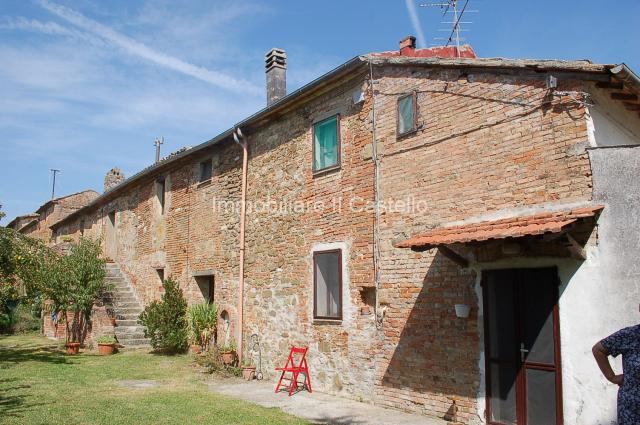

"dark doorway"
[482,267,563,425]
[196,275,214,303]
[106,211,117,259]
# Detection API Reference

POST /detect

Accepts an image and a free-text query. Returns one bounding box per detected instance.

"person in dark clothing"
[593,306,640,425]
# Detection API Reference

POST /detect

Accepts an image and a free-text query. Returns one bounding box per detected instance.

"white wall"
[587,84,640,147]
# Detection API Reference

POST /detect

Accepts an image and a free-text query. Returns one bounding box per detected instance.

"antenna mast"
[50,169,61,199]
[419,0,476,57]
[154,137,164,163]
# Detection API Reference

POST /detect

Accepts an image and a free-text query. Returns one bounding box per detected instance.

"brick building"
[6,190,98,243]
[48,38,640,424]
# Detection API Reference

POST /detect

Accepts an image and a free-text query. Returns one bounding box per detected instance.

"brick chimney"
[399,36,416,56]
[265,48,287,106]
[104,167,125,192]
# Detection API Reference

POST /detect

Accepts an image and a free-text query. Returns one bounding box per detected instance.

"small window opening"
[196,275,215,303]
[156,268,165,283]
[313,115,340,172]
[199,159,213,183]
[156,177,166,214]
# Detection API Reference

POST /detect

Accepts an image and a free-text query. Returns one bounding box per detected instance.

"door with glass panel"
[483,268,563,425]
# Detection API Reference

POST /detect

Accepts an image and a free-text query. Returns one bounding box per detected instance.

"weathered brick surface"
[51,63,594,423]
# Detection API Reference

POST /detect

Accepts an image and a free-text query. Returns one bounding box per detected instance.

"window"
[156,177,166,214]
[313,115,340,172]
[199,159,212,183]
[397,93,416,135]
[156,268,164,283]
[196,276,215,303]
[313,249,342,319]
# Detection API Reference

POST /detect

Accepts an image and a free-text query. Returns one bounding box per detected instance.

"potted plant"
[187,302,217,355]
[66,340,80,355]
[219,340,237,366]
[97,335,118,355]
[241,359,256,381]
[106,307,117,327]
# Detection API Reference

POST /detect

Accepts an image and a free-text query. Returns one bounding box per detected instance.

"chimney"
[104,167,125,192]
[399,35,416,56]
[265,48,287,106]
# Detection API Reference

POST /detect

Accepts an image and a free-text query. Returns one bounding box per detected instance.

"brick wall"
[52,63,595,422]
[371,65,592,422]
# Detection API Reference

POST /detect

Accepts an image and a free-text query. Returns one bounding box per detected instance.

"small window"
[156,268,165,283]
[156,177,166,214]
[196,276,215,303]
[313,250,342,320]
[397,93,416,135]
[199,159,212,183]
[313,115,340,172]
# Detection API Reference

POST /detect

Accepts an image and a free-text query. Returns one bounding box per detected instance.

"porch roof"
[394,205,604,251]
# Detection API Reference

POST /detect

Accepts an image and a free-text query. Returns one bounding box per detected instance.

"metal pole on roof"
[50,169,61,199]
[154,137,164,163]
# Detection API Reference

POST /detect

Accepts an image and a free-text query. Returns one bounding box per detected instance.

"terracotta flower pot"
[98,343,116,355]
[221,351,236,365]
[190,344,202,354]
[66,342,80,355]
[241,367,256,381]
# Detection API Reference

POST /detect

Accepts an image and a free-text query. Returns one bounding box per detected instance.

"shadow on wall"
[380,251,479,419]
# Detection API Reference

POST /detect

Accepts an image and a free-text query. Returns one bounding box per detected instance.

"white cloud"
[405,0,427,48]
[37,0,262,95]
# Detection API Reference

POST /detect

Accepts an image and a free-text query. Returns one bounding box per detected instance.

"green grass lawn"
[0,333,308,424]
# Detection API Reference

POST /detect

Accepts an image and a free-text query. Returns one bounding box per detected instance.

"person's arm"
[592,342,624,386]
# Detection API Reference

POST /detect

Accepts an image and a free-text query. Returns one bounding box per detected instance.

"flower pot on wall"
[98,343,116,355]
[65,342,80,355]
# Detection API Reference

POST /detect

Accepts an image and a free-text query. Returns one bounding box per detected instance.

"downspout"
[233,127,248,364]
[368,59,384,329]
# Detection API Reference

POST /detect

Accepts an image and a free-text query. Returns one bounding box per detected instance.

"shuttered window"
[313,115,340,172]
[397,93,416,135]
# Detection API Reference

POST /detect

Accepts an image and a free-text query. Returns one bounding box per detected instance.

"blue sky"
[1,0,639,223]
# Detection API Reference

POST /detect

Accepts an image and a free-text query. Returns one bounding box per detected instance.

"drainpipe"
[233,127,248,364]
[368,59,384,330]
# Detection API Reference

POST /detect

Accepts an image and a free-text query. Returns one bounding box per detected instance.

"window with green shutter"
[313,115,340,172]
[397,93,416,135]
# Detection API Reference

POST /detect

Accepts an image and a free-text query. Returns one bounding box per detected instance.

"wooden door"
[483,268,563,425]
[106,211,116,259]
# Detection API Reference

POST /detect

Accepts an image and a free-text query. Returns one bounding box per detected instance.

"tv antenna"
[50,169,61,199]
[420,0,477,56]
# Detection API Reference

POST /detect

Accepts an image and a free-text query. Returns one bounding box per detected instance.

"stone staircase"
[104,263,151,348]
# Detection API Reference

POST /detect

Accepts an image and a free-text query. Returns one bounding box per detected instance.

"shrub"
[9,301,41,333]
[187,302,217,350]
[194,346,242,377]
[97,335,118,345]
[139,279,188,353]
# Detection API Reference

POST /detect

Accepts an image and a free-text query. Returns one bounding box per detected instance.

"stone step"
[116,331,147,339]
[112,301,141,308]
[116,319,141,327]
[119,338,151,347]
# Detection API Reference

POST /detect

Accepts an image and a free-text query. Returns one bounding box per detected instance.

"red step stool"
[275,346,313,396]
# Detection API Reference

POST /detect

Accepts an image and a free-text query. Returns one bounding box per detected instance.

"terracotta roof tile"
[395,205,604,249]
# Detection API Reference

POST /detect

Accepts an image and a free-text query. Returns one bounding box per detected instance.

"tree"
[0,228,50,332]
[0,204,5,222]
[42,238,108,344]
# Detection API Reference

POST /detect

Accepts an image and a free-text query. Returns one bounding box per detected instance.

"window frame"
[313,249,343,320]
[397,91,417,137]
[199,158,213,184]
[312,114,341,175]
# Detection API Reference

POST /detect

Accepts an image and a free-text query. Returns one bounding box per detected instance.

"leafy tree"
[140,279,188,353]
[43,238,108,344]
[0,204,5,222]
